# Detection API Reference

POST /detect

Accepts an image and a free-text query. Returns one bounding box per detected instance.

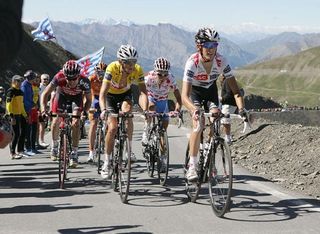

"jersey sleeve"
[81,78,91,94]
[135,64,145,84]
[103,63,114,83]
[169,74,178,91]
[183,57,195,84]
[217,55,233,79]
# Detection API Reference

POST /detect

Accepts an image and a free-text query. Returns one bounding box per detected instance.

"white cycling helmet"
[154,57,170,72]
[117,44,138,60]
[195,27,220,44]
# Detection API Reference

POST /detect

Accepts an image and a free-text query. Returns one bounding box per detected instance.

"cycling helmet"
[95,61,107,71]
[24,70,37,80]
[63,60,81,79]
[195,27,220,44]
[117,44,138,60]
[154,57,170,72]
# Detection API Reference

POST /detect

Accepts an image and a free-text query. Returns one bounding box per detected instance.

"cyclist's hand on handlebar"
[81,111,88,120]
[239,108,249,122]
[100,109,107,120]
[192,109,200,121]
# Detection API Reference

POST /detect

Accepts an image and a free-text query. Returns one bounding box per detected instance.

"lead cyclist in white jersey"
[181,27,248,182]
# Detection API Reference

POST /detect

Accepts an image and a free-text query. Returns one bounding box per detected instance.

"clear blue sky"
[23,0,320,33]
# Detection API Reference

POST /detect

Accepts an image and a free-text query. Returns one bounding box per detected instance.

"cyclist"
[220,74,245,144]
[99,44,148,179]
[142,57,182,172]
[40,60,92,168]
[87,61,107,162]
[181,27,247,182]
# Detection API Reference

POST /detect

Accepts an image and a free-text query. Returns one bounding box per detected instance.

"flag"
[31,17,56,41]
[76,47,105,77]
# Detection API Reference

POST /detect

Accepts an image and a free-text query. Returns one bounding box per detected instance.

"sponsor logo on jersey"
[194,74,208,81]
[186,70,194,77]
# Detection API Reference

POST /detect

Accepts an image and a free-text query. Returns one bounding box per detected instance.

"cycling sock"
[52,140,58,148]
[189,156,197,168]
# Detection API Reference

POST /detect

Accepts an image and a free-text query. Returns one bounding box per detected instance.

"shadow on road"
[58,225,145,234]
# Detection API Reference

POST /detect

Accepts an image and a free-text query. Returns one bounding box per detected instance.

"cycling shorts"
[190,82,219,112]
[106,90,132,113]
[51,92,83,113]
[148,97,169,121]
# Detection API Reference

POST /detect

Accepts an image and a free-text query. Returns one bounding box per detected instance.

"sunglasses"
[66,76,78,81]
[157,71,169,77]
[122,59,137,65]
[202,41,219,49]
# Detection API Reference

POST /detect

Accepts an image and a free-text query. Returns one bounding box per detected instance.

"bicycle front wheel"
[208,137,233,217]
[184,143,201,202]
[157,131,169,186]
[58,133,68,189]
[118,136,131,203]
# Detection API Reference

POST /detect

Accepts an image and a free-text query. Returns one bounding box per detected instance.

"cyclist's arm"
[181,80,197,113]
[40,82,56,113]
[173,89,182,112]
[226,76,245,110]
[138,82,148,111]
[99,80,110,112]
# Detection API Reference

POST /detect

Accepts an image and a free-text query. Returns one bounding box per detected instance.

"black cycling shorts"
[190,82,219,112]
[106,90,132,113]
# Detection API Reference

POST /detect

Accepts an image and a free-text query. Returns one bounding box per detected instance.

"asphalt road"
[0,122,320,234]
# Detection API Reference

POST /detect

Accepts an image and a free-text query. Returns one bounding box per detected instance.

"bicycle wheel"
[145,129,156,177]
[58,133,68,189]
[208,137,233,217]
[157,131,169,186]
[184,143,201,202]
[118,136,131,203]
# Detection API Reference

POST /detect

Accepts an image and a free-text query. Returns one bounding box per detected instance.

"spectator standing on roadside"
[6,75,27,159]
[38,74,50,148]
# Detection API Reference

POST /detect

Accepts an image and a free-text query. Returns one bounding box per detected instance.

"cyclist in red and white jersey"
[40,60,92,168]
[142,57,182,172]
[181,28,247,182]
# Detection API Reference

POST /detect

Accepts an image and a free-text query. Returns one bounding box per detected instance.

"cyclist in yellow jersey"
[99,44,148,179]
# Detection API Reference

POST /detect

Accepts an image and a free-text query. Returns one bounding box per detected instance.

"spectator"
[6,75,27,158]
[38,74,50,148]
[21,70,37,155]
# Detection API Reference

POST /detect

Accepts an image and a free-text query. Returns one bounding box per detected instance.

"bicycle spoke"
[157,131,169,186]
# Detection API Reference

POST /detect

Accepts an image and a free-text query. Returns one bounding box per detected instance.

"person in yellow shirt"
[87,62,107,162]
[99,44,148,179]
[6,75,27,159]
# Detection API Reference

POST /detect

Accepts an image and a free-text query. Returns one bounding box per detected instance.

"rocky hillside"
[231,117,320,200]
[0,23,76,88]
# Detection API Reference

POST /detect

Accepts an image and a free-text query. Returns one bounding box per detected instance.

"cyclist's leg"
[142,96,155,145]
[221,104,237,144]
[101,94,118,178]
[69,95,82,167]
[121,91,135,162]
[88,95,100,161]
[50,92,62,161]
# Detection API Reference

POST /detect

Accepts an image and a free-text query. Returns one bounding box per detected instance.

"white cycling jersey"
[183,52,233,88]
[145,71,178,101]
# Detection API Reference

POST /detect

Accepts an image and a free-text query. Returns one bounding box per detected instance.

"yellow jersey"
[103,61,144,94]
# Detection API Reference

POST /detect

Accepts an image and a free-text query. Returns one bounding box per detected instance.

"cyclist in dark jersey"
[40,60,92,168]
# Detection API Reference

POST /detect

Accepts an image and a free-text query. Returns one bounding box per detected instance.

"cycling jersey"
[51,71,91,96]
[89,73,102,96]
[183,52,233,89]
[103,61,144,95]
[145,71,178,101]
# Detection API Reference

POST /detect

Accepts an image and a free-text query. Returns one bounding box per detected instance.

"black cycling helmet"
[195,27,220,44]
